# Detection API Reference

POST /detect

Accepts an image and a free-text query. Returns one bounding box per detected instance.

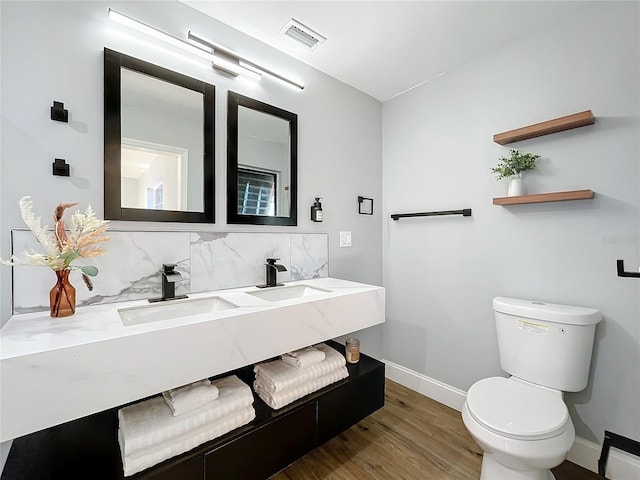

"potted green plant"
[491,149,540,196]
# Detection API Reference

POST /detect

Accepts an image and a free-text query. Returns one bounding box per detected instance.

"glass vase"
[50,269,76,318]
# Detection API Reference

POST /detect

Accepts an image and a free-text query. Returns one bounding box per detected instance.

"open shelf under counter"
[1,341,385,480]
[493,110,595,145]
[493,189,594,206]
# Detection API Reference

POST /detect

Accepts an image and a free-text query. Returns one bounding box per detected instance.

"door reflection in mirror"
[120,68,203,213]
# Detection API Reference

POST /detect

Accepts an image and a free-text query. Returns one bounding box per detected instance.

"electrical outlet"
[339,231,352,247]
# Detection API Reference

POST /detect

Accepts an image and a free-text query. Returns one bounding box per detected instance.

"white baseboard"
[382,359,467,411]
[382,360,640,480]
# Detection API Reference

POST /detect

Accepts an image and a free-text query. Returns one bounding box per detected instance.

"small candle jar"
[345,338,360,364]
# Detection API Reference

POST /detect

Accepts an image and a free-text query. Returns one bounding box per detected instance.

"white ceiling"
[183,1,589,102]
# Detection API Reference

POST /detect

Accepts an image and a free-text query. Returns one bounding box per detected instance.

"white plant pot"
[507,174,524,197]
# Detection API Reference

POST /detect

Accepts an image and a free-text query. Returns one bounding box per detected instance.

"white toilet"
[462,297,601,480]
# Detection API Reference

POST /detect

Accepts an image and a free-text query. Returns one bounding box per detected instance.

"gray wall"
[382,2,639,444]
[5,0,637,470]
[0,0,383,360]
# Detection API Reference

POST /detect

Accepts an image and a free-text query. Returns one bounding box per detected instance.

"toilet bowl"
[462,297,601,480]
[462,376,575,480]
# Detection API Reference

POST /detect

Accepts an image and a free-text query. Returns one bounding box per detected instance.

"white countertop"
[0,277,385,442]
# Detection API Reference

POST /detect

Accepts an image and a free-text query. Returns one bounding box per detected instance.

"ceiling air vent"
[280,18,326,51]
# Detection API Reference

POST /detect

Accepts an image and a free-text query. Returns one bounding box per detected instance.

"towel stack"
[254,343,349,410]
[118,375,255,476]
[281,346,327,369]
[162,378,220,416]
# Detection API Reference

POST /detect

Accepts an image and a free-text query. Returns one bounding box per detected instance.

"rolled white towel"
[254,366,349,410]
[120,405,256,476]
[162,382,219,416]
[118,375,252,457]
[281,346,326,369]
[254,343,345,393]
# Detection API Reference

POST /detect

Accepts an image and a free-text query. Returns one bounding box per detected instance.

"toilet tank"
[493,297,601,392]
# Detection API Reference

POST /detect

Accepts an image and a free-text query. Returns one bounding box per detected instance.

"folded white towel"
[162,383,219,416]
[254,366,349,410]
[254,343,345,393]
[118,375,252,457]
[120,405,255,476]
[281,347,326,369]
[166,379,211,398]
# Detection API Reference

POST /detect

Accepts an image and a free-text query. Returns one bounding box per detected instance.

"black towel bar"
[390,209,472,220]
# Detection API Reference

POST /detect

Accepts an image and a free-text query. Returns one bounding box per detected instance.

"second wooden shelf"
[493,189,594,205]
[493,110,594,145]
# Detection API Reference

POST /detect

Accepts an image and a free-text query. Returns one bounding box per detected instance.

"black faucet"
[149,264,189,302]
[257,258,287,288]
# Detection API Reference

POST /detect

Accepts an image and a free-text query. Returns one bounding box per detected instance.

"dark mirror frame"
[227,91,298,226]
[104,48,215,223]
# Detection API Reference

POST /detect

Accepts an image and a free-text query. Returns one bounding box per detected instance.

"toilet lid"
[466,377,569,440]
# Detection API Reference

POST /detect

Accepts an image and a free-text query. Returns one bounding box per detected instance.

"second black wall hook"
[52,158,70,176]
[51,101,68,122]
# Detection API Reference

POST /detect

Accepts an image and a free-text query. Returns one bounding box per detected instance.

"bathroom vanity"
[0,278,385,478]
[2,341,384,479]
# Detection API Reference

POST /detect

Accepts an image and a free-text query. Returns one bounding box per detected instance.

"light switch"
[340,231,352,247]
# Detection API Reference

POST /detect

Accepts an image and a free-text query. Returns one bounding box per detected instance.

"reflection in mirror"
[120,68,203,212]
[237,106,290,217]
[104,49,215,222]
[227,92,297,226]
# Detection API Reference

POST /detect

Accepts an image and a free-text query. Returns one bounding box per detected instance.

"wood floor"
[272,380,602,480]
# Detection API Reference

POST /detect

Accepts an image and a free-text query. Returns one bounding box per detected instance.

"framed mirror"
[104,48,215,222]
[227,92,297,226]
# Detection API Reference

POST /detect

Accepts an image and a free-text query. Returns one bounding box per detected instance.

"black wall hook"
[51,101,68,122]
[52,158,70,177]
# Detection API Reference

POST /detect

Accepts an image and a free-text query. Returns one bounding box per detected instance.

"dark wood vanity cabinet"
[317,359,386,445]
[1,342,384,480]
[143,455,204,480]
[204,402,317,479]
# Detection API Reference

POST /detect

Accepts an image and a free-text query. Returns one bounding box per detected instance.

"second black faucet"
[257,258,287,288]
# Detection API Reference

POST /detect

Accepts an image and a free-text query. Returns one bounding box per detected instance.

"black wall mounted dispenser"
[311,197,323,222]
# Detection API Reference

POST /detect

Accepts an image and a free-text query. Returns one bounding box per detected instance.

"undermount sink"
[119,296,238,326]
[247,284,332,302]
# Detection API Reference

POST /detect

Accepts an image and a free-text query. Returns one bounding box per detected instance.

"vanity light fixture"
[188,31,305,91]
[185,31,261,81]
[108,9,260,82]
[108,9,304,90]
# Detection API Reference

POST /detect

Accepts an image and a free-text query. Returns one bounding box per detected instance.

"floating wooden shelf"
[493,110,595,145]
[493,189,594,205]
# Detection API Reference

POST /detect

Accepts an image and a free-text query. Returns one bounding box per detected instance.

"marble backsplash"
[11,230,328,314]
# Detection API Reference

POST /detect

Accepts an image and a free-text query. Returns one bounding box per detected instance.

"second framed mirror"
[227,92,297,226]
